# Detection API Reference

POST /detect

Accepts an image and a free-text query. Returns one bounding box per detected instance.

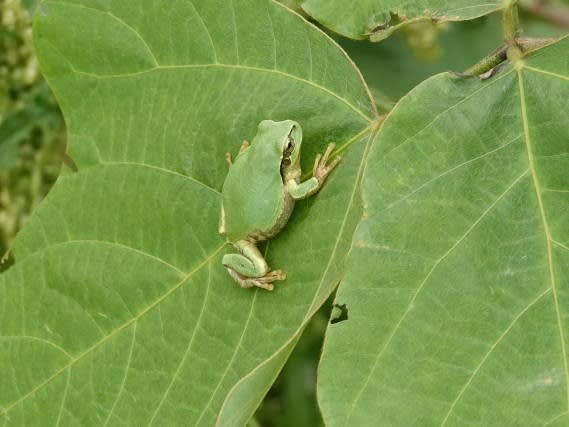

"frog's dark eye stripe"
[284,136,295,157]
[280,157,291,178]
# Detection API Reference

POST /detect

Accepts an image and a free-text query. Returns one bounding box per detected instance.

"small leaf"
[302,0,502,40]
[0,0,377,425]
[318,38,569,425]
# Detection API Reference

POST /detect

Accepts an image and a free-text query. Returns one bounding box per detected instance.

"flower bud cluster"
[1,0,40,104]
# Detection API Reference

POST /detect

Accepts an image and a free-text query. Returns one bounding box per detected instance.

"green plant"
[0,0,568,425]
[0,0,64,267]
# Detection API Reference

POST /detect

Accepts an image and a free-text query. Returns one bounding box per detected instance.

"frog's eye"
[284,136,295,157]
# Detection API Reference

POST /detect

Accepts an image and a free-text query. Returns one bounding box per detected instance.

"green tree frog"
[219,120,340,291]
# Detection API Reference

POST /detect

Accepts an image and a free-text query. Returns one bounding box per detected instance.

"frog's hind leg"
[225,269,285,291]
[223,241,268,278]
[222,240,286,291]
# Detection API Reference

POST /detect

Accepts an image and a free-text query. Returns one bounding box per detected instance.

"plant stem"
[463,45,508,76]
[462,37,556,76]
[502,0,520,44]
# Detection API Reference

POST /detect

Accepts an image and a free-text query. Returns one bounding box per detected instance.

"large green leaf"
[318,37,569,425]
[302,0,502,41]
[0,0,377,425]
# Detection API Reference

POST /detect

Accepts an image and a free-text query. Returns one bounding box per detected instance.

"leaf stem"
[502,0,520,45]
[461,37,557,77]
[463,45,508,77]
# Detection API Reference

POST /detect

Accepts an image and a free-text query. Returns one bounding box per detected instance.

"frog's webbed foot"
[313,143,341,183]
[225,268,286,291]
[223,240,286,291]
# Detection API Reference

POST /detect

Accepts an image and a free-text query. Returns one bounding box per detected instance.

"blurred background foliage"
[0,0,63,270]
[0,0,566,424]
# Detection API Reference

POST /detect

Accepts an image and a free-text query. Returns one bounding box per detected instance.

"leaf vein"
[38,239,185,277]
[380,70,514,160]
[229,0,240,63]
[148,264,212,425]
[553,241,569,253]
[69,65,372,122]
[265,1,278,69]
[518,69,569,408]
[0,336,73,359]
[186,0,218,63]
[0,244,226,417]
[543,411,569,426]
[269,0,378,117]
[440,287,553,425]
[56,1,159,66]
[381,132,523,213]
[89,161,221,195]
[343,169,530,425]
[524,65,569,82]
[307,129,376,315]
[55,369,71,427]
[196,289,257,425]
[103,321,137,426]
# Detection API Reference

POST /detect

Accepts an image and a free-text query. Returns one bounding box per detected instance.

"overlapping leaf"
[302,0,502,41]
[0,0,377,425]
[318,38,569,425]
[339,15,503,102]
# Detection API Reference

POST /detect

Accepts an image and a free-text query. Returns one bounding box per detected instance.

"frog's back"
[222,146,285,242]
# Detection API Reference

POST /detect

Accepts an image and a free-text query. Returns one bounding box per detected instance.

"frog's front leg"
[225,140,251,166]
[287,143,341,200]
[222,240,286,291]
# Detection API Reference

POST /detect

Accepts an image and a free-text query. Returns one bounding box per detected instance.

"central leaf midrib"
[516,67,569,408]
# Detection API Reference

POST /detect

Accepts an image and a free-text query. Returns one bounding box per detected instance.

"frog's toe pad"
[226,267,286,291]
[249,271,286,291]
[262,269,287,282]
[250,270,286,291]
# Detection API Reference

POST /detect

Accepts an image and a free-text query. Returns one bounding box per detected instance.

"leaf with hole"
[0,0,377,425]
[318,37,569,426]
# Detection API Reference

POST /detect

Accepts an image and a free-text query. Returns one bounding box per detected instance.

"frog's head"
[256,119,303,173]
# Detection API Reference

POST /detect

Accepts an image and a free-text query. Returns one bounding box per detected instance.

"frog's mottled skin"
[219,120,340,291]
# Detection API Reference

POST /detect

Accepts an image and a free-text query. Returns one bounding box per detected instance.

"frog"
[219,120,341,291]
